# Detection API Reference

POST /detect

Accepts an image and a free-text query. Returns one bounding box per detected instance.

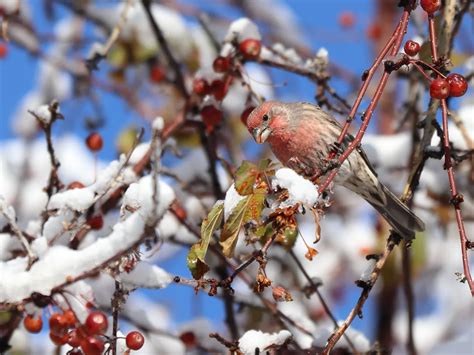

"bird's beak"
[253,126,272,144]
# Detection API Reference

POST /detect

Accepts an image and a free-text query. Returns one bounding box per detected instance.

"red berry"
[404,40,421,56]
[81,336,104,355]
[179,331,197,348]
[87,214,104,230]
[86,132,103,152]
[240,106,256,125]
[338,11,355,29]
[210,79,230,101]
[366,23,382,40]
[446,73,468,97]
[68,181,85,190]
[429,78,450,99]
[85,311,108,335]
[213,56,232,73]
[172,202,187,220]
[239,38,261,59]
[126,331,145,350]
[24,315,43,333]
[0,43,8,59]
[67,329,82,348]
[201,105,223,132]
[50,331,68,346]
[420,0,441,15]
[192,79,210,96]
[63,309,77,326]
[150,65,166,83]
[49,313,68,335]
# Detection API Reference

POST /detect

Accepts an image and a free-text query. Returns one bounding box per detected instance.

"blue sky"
[5,0,472,340]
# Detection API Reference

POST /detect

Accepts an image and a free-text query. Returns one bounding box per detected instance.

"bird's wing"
[343,132,379,178]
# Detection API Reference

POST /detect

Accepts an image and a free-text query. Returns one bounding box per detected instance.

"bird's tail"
[369,183,425,240]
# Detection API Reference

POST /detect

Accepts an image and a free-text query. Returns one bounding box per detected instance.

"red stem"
[334,23,401,149]
[428,14,474,296]
[428,16,438,63]
[318,10,410,194]
[440,100,474,295]
[410,61,432,81]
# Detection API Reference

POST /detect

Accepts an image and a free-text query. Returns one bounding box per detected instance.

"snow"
[0,195,15,229]
[152,116,165,131]
[30,104,53,125]
[91,2,193,61]
[360,259,377,282]
[12,92,42,138]
[224,184,244,219]
[122,175,175,219]
[48,188,95,212]
[272,168,319,207]
[0,178,175,303]
[129,142,150,165]
[238,329,292,354]
[244,0,305,48]
[225,18,261,42]
[317,47,329,60]
[362,132,412,169]
[120,262,173,289]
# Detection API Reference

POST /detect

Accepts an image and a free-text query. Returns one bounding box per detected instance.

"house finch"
[246,101,424,239]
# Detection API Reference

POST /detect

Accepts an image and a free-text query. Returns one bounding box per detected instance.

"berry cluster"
[430,74,468,99]
[24,309,145,354]
[401,37,469,100]
[191,34,263,132]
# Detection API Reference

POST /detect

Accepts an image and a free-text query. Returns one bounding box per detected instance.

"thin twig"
[28,100,64,200]
[111,281,121,355]
[428,11,474,295]
[0,203,38,268]
[141,0,189,99]
[323,234,402,354]
[318,6,411,193]
[288,250,358,354]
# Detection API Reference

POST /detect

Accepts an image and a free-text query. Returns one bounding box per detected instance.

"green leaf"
[257,158,272,171]
[280,226,298,249]
[255,222,274,238]
[187,201,224,279]
[187,244,210,280]
[234,161,258,195]
[220,196,251,257]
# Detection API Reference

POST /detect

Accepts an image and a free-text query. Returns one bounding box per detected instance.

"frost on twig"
[28,100,64,200]
[0,196,37,268]
[0,175,175,306]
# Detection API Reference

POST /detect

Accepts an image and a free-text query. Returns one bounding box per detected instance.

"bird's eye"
[262,114,270,122]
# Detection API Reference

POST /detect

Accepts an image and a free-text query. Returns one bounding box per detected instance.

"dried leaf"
[234,160,259,195]
[272,286,293,302]
[305,247,318,261]
[234,159,276,196]
[244,188,266,221]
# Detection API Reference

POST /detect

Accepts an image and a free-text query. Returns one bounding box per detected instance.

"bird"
[245,101,424,239]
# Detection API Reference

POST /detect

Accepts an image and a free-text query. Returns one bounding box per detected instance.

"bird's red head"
[246,101,289,144]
